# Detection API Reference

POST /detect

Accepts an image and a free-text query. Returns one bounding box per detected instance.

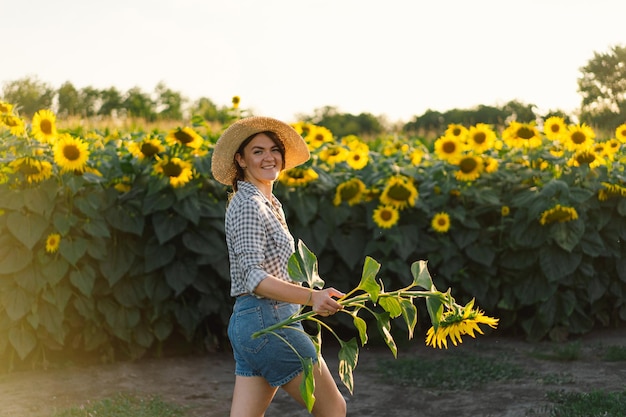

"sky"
[2,0,625,123]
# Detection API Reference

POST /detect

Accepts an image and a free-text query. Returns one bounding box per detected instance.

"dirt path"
[1,327,625,417]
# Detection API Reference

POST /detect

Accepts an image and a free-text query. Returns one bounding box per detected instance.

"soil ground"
[1,327,625,417]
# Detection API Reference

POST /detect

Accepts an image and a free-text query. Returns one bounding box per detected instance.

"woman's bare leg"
[229,375,278,417]
[282,357,347,417]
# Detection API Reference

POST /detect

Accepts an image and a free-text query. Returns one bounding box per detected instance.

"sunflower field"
[1,100,626,370]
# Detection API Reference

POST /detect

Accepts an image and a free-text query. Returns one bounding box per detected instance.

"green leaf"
[142,189,176,215]
[38,301,65,344]
[53,212,78,235]
[153,316,174,341]
[465,242,496,267]
[164,258,198,296]
[0,235,32,274]
[82,218,111,238]
[400,299,418,339]
[182,228,226,256]
[144,239,176,273]
[373,311,397,358]
[287,240,325,289]
[105,203,145,235]
[133,322,155,348]
[9,325,37,360]
[1,285,32,320]
[0,188,24,210]
[379,296,402,319]
[152,211,188,244]
[174,194,201,225]
[355,256,381,302]
[550,220,584,252]
[338,337,359,394]
[40,257,70,286]
[330,228,368,270]
[99,240,135,286]
[59,237,88,266]
[539,245,581,282]
[23,186,55,217]
[411,260,433,290]
[299,357,316,413]
[425,295,444,330]
[41,285,72,312]
[290,191,318,226]
[352,313,368,345]
[70,264,96,296]
[6,211,48,249]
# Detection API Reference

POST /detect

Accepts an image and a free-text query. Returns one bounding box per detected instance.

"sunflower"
[232,96,240,109]
[345,149,369,170]
[426,299,499,349]
[9,157,53,183]
[379,175,418,210]
[444,124,469,142]
[166,127,204,149]
[434,135,464,163]
[31,109,58,143]
[501,206,510,217]
[0,101,13,114]
[466,123,496,153]
[1,114,26,136]
[539,204,579,225]
[318,145,349,166]
[410,148,425,166]
[372,205,400,229]
[454,155,484,182]
[483,156,499,173]
[382,140,409,157]
[604,139,622,158]
[598,182,626,201]
[543,116,567,141]
[563,123,595,151]
[53,134,90,173]
[154,156,194,188]
[278,167,319,187]
[333,178,367,206]
[45,233,61,253]
[502,121,542,149]
[128,136,165,160]
[431,212,451,233]
[615,123,626,143]
[567,148,605,169]
[305,125,334,150]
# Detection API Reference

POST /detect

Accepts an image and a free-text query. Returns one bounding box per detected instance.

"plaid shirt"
[225,181,295,296]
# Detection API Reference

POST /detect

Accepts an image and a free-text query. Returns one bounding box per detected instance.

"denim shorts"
[227,295,318,387]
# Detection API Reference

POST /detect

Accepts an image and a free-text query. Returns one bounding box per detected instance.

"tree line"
[2,45,625,137]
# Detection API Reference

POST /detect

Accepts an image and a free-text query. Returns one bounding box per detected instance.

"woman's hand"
[311,288,345,316]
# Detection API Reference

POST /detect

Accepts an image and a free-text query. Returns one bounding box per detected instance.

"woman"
[211,116,347,417]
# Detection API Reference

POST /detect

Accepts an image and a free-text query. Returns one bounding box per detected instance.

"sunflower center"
[451,127,462,136]
[571,131,587,144]
[340,183,360,201]
[163,162,183,177]
[40,120,53,135]
[141,142,160,157]
[550,124,561,134]
[517,127,535,140]
[287,168,305,179]
[380,209,393,221]
[437,218,447,226]
[20,162,41,175]
[442,141,457,154]
[576,151,596,165]
[174,130,193,144]
[472,132,486,145]
[459,157,478,173]
[63,144,81,161]
[387,183,411,201]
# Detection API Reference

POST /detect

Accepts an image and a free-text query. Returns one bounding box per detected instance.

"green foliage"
[49,393,187,417]
[378,352,527,390]
[543,390,626,417]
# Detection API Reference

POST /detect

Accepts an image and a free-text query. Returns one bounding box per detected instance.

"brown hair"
[231,130,286,191]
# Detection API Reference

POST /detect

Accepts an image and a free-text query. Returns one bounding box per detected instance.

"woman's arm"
[255,276,345,316]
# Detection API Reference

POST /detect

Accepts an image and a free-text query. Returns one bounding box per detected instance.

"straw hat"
[211,116,310,185]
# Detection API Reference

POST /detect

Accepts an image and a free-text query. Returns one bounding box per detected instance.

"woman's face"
[235,133,284,187]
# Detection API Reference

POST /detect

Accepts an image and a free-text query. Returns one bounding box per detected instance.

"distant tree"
[301,106,384,138]
[155,82,185,120]
[78,86,101,117]
[191,97,231,124]
[57,81,81,117]
[98,87,124,117]
[502,100,537,123]
[403,109,445,134]
[578,44,626,130]
[123,87,156,121]
[1,76,55,117]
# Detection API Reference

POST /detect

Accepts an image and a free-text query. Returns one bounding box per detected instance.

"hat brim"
[211,116,310,186]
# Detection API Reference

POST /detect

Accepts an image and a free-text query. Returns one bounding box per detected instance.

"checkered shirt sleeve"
[225,182,295,296]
